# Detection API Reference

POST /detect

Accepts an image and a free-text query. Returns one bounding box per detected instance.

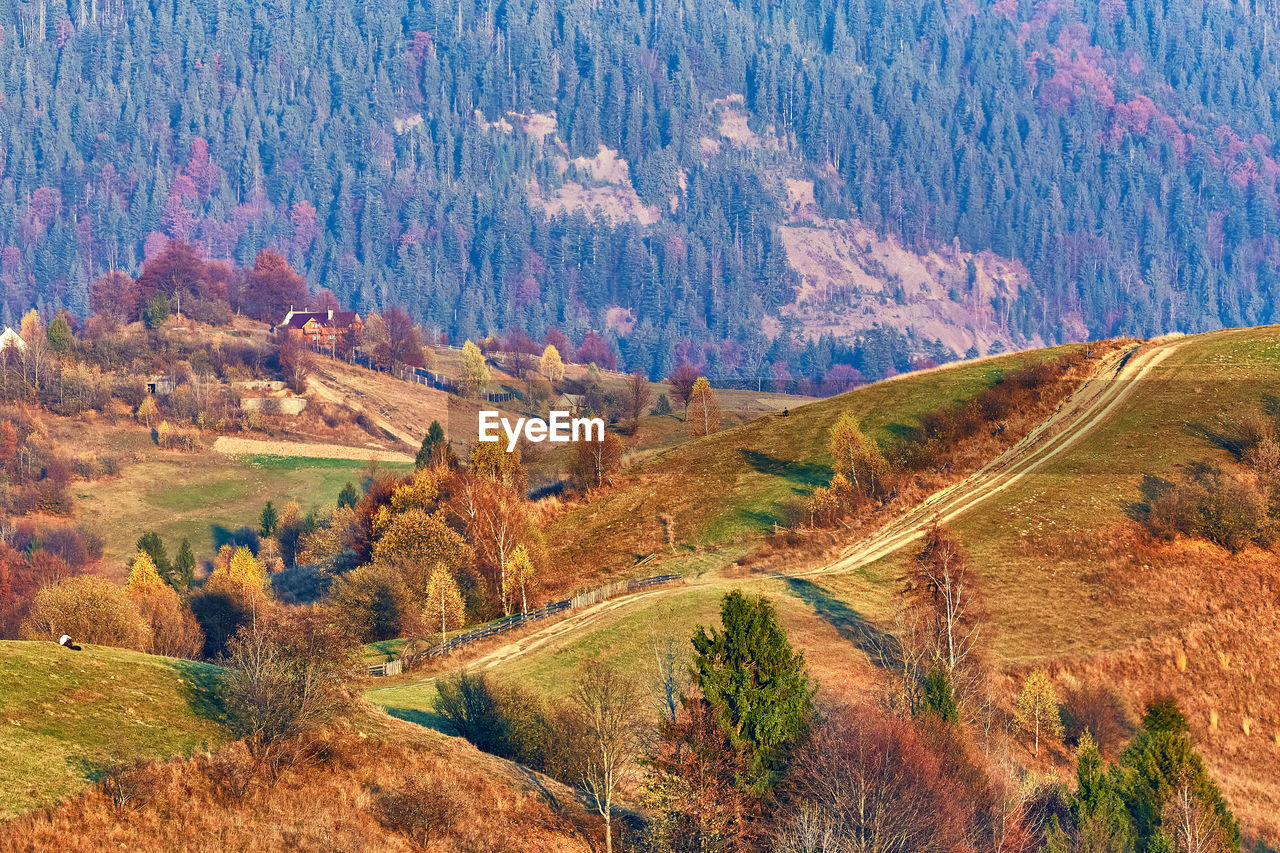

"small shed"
[146,375,177,396]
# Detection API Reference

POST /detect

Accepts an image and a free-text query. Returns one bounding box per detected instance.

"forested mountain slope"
[2,0,1278,380]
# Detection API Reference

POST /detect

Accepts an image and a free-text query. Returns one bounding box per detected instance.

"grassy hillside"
[904,327,1280,835]
[380,329,1280,840]
[549,344,1090,575]
[368,572,890,730]
[0,642,227,819]
[0,714,599,852]
[75,447,409,566]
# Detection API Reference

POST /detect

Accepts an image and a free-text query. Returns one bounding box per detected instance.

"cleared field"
[0,641,227,819]
[75,448,410,566]
[212,435,414,463]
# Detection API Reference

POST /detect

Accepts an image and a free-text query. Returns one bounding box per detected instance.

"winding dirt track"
[386,338,1183,683]
[801,337,1183,577]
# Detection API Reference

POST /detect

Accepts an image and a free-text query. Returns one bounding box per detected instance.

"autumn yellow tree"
[424,564,466,654]
[540,344,565,382]
[461,339,491,398]
[20,576,150,651]
[207,545,270,599]
[298,506,359,573]
[1015,668,1064,756]
[452,476,530,617]
[19,309,50,388]
[136,396,159,427]
[128,579,204,658]
[504,543,536,615]
[469,438,528,492]
[688,376,721,437]
[572,431,623,490]
[828,412,890,499]
[372,508,474,605]
[125,550,167,591]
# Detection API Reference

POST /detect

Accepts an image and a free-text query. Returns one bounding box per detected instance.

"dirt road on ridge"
[381,338,1184,682]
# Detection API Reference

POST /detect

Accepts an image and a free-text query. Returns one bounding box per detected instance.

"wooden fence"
[414,573,682,662]
[328,350,513,402]
[366,659,403,678]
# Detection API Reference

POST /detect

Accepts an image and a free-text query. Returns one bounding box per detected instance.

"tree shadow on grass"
[1187,394,1280,460]
[167,659,228,727]
[783,578,901,671]
[883,421,923,444]
[381,705,447,731]
[211,525,260,554]
[738,449,831,491]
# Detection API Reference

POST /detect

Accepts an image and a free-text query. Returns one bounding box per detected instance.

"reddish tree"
[136,240,208,302]
[0,421,17,469]
[315,288,341,313]
[820,363,864,396]
[648,698,763,851]
[201,260,235,305]
[290,200,320,253]
[89,271,142,322]
[781,706,970,853]
[667,363,700,419]
[576,332,617,370]
[544,329,571,360]
[183,137,222,197]
[384,306,424,369]
[505,327,537,378]
[244,250,309,321]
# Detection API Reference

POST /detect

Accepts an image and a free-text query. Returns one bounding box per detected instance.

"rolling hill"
[0,641,226,819]
[372,327,1280,843]
[0,641,601,851]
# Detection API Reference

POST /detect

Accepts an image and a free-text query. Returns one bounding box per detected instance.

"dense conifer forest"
[2,0,1279,381]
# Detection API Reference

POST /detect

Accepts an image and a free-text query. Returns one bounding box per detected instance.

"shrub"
[373,778,462,847]
[220,608,357,766]
[433,670,570,773]
[1061,681,1132,758]
[1134,463,1274,551]
[20,576,150,650]
[129,583,204,658]
[326,563,413,642]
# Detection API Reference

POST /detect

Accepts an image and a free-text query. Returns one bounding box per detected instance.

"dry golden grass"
[0,713,600,852]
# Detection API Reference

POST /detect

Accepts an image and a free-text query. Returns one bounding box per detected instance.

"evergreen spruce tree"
[691,590,813,793]
[336,482,359,510]
[173,539,197,592]
[135,532,173,585]
[259,501,279,538]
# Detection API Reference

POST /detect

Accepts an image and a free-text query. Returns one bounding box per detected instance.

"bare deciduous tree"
[573,661,645,853]
[624,371,653,435]
[781,706,969,853]
[221,608,356,775]
[1162,773,1232,853]
[911,524,982,679]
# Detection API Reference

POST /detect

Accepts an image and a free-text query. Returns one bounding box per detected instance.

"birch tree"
[573,662,645,853]
[424,564,466,654]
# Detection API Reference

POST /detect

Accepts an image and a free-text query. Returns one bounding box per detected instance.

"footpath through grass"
[0,641,227,819]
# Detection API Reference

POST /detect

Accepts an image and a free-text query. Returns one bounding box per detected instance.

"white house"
[0,327,25,352]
